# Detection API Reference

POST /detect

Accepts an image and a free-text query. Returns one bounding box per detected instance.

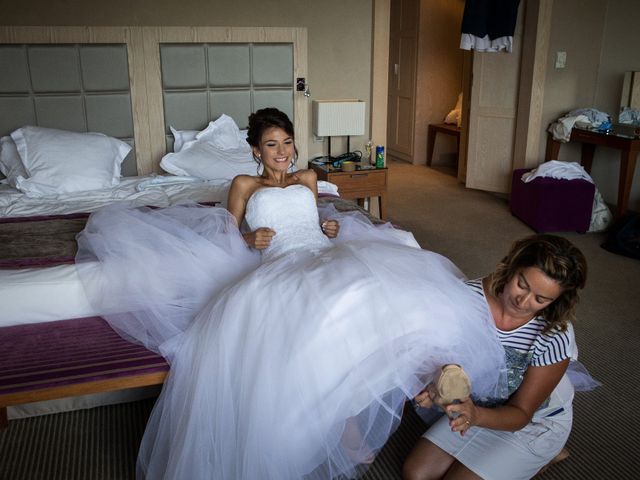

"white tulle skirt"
[76,203,508,480]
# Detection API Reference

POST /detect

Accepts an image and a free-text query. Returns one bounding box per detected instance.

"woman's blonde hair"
[488,234,587,332]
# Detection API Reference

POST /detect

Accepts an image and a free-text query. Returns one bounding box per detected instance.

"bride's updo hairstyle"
[246,108,298,163]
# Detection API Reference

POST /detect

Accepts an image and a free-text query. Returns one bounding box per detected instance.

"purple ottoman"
[510,168,595,233]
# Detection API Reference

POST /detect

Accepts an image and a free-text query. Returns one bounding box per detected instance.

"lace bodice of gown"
[245,184,331,261]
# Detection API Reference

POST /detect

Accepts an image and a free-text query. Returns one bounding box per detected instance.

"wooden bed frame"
[0,317,169,428]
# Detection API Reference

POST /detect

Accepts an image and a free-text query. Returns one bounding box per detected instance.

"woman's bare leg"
[442,462,482,480]
[403,438,456,480]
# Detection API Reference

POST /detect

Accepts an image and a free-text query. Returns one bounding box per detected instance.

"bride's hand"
[414,385,435,409]
[321,220,339,238]
[244,228,276,249]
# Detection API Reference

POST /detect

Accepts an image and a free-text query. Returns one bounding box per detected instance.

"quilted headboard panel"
[0,43,137,176]
[0,26,309,175]
[160,42,294,152]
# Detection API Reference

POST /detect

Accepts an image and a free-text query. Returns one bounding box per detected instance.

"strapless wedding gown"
[76,184,507,480]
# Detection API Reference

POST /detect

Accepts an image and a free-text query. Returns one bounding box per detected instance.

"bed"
[0,26,376,422]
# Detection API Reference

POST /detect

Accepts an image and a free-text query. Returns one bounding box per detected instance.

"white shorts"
[423,403,572,480]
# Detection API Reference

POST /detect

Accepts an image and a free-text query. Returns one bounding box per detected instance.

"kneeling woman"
[404,235,590,480]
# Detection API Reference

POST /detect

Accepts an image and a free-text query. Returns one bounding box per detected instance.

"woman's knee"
[403,438,452,480]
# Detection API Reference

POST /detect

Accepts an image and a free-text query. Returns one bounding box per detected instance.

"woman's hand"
[321,220,340,238]
[244,228,276,250]
[445,397,477,436]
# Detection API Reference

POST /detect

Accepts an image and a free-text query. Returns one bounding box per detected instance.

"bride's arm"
[227,175,275,249]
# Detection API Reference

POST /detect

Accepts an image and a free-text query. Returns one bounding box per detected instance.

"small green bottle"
[375,145,385,168]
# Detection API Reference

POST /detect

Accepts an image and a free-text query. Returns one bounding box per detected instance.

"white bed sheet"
[0,175,231,218]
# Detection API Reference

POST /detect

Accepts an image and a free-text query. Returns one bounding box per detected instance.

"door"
[464,8,524,192]
[386,0,419,162]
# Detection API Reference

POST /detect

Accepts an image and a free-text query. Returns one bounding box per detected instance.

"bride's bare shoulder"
[230,174,261,190]
[290,168,317,186]
[229,175,262,202]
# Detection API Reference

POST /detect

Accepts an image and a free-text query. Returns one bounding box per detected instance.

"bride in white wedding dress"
[76,109,508,479]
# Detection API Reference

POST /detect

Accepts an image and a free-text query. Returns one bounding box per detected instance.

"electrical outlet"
[555,51,567,69]
[313,135,325,143]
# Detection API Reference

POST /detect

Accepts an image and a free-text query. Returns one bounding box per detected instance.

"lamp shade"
[312,100,366,137]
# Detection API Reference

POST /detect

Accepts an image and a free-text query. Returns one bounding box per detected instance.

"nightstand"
[311,163,388,219]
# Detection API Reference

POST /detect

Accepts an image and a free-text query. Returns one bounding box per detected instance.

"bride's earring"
[253,152,262,175]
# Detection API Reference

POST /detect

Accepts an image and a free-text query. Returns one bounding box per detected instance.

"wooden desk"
[311,163,387,219]
[545,128,640,216]
[427,123,461,166]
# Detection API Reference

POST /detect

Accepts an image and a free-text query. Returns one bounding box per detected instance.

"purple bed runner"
[0,317,168,397]
[0,212,90,269]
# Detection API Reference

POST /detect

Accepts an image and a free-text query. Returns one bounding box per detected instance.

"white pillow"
[196,114,251,152]
[160,140,258,180]
[10,126,131,197]
[444,92,463,127]
[0,136,28,188]
[170,122,249,154]
[170,126,199,153]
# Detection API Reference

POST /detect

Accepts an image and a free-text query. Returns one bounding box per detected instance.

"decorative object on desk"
[312,100,366,159]
[364,140,373,165]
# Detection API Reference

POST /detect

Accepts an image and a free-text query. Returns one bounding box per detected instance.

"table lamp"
[312,100,366,159]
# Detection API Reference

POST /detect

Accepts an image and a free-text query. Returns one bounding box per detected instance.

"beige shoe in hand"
[429,364,472,407]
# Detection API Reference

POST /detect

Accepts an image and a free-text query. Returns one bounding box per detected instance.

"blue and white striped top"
[466,278,575,400]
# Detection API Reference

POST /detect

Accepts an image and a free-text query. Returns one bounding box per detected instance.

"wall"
[541,0,640,212]
[414,0,464,166]
[1,0,374,160]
